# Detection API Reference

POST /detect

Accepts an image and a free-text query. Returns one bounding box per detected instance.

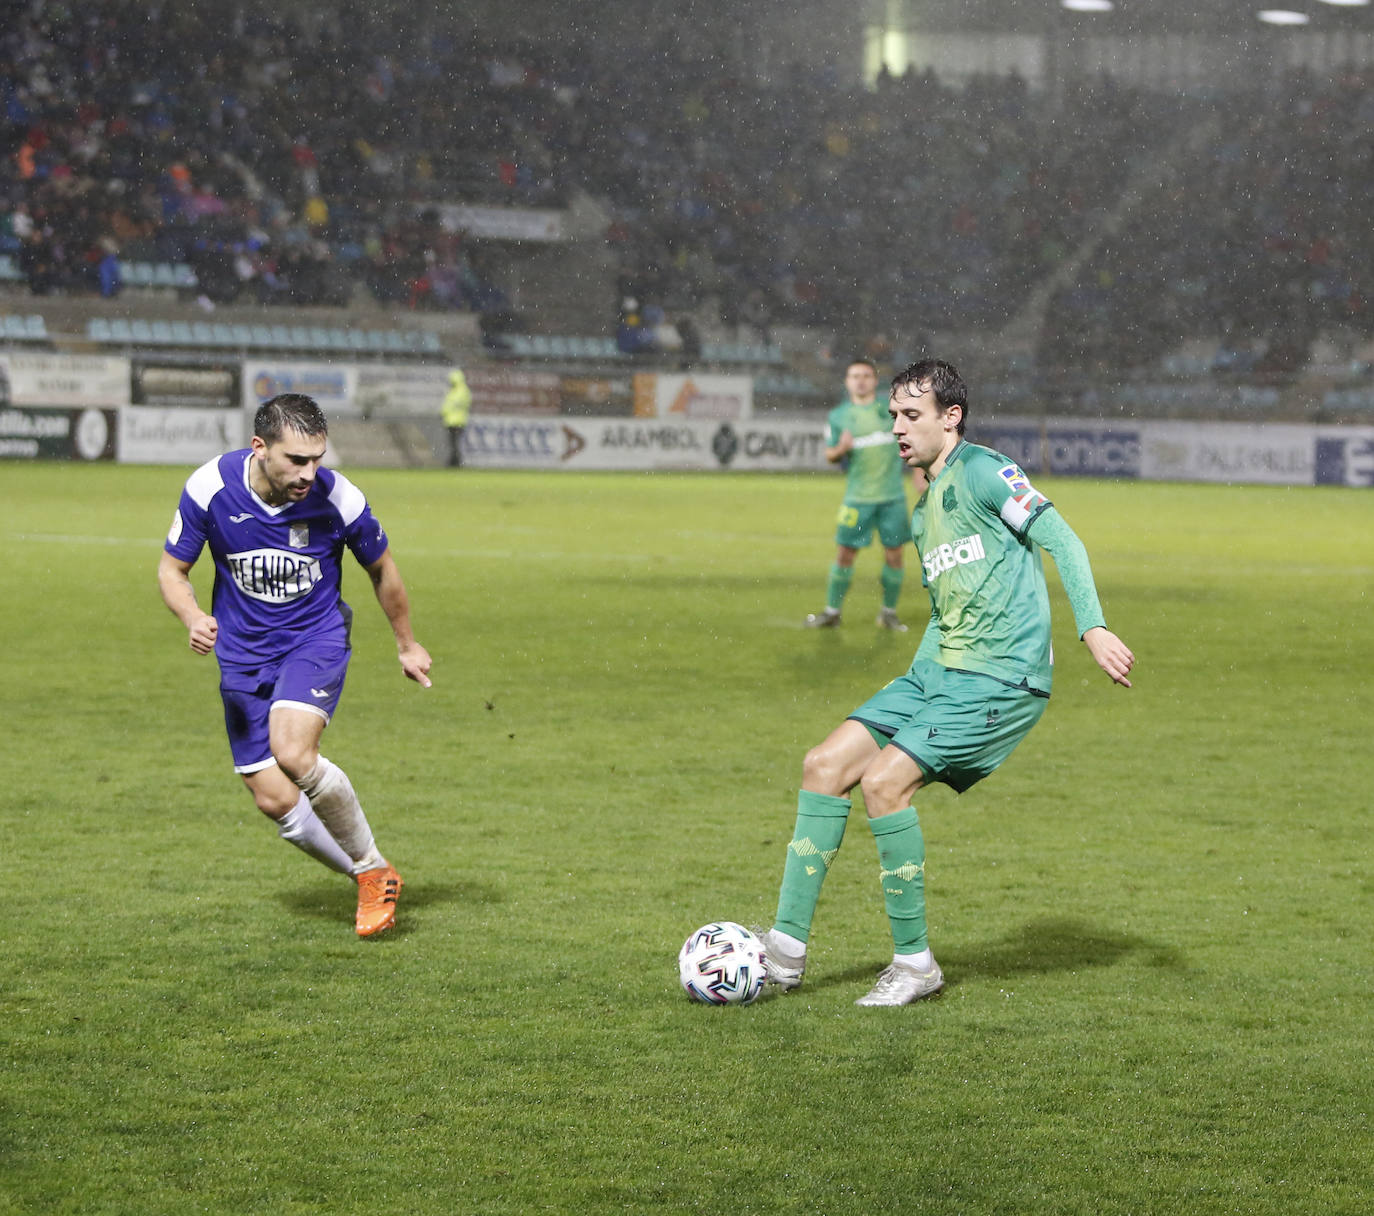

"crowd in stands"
[0,0,566,310]
[5,0,1374,385]
[1046,66,1374,377]
[573,48,1184,358]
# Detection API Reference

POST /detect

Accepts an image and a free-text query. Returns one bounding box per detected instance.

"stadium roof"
[899,0,1372,35]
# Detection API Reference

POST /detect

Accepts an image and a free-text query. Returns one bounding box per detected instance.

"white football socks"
[294,756,385,875]
[895,948,935,970]
[276,793,354,875]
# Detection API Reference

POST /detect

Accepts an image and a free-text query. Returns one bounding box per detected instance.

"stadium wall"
[2,351,1372,486]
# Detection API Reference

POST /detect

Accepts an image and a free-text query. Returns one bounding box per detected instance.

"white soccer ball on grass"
[678,921,767,1006]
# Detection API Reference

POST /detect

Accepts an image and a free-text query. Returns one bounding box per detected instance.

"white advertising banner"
[1137,422,1314,485]
[243,361,359,414]
[0,352,131,406]
[354,364,453,418]
[461,414,827,471]
[431,203,564,242]
[118,407,247,465]
[633,373,753,421]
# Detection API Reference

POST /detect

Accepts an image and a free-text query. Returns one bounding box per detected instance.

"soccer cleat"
[355,864,403,937]
[855,957,944,1006]
[804,608,842,629]
[757,928,806,991]
[875,607,908,632]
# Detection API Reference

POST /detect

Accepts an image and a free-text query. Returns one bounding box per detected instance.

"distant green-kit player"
[805,358,911,631]
[763,358,1136,1006]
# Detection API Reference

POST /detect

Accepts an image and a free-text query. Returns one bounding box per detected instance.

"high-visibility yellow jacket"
[442,369,472,427]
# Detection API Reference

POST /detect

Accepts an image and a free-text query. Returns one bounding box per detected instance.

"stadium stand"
[3,0,1374,404]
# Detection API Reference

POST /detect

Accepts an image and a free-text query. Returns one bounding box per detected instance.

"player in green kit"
[762,358,1135,1005]
[805,358,912,631]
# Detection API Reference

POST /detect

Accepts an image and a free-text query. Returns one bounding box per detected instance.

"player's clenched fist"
[188,614,218,655]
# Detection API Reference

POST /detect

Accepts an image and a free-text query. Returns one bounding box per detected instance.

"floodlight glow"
[1062,0,1113,10]
[1258,8,1310,20]
[1315,0,1369,7]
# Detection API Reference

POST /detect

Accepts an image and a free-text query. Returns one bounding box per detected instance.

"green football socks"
[869,806,928,954]
[880,563,905,609]
[774,791,851,943]
[825,563,854,611]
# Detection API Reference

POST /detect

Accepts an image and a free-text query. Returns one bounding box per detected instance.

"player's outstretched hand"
[399,641,433,688]
[188,614,218,655]
[1082,626,1134,688]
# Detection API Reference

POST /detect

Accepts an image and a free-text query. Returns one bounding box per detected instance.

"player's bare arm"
[157,550,218,654]
[825,429,855,463]
[1082,626,1135,688]
[366,549,433,688]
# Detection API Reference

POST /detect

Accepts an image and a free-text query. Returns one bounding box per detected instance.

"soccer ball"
[678,921,767,1006]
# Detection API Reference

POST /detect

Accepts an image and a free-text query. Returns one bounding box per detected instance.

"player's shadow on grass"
[824,916,1182,990]
[277,878,503,936]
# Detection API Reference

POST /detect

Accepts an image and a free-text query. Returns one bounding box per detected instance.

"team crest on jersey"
[942,485,958,511]
[289,523,309,550]
[998,464,1031,494]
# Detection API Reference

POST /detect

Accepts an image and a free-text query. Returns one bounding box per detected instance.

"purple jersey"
[164,449,390,667]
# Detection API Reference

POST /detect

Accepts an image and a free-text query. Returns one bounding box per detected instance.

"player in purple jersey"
[157,393,432,937]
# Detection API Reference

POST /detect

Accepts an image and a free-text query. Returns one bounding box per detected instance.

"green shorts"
[835,497,910,550]
[849,658,1048,793]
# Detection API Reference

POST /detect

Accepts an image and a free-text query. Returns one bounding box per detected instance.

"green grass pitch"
[2,461,1371,1214]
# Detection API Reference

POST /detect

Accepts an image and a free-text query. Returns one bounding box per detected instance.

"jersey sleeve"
[326,469,390,567]
[826,406,845,448]
[163,457,222,563]
[968,452,1053,537]
[1026,506,1107,638]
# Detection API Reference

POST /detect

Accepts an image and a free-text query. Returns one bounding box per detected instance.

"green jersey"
[911,440,1056,695]
[828,398,905,504]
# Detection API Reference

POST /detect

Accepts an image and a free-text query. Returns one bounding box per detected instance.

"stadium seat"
[307,326,332,350]
[130,319,154,343]
[382,331,408,354]
[88,317,113,342]
[109,318,134,343]
[230,324,255,346]
[150,320,175,345]
[151,263,178,288]
[212,323,238,347]
[172,263,199,289]
[191,322,217,346]
[0,254,18,281]
[170,321,195,345]
[419,331,442,355]
[289,326,314,351]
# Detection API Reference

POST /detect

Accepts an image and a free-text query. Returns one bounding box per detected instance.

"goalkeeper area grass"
[3,461,1370,1215]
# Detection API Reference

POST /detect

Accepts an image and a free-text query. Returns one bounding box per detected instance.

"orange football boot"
[355,864,403,937]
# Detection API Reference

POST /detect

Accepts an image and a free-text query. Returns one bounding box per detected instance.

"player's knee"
[271,740,319,784]
[249,785,297,819]
[860,762,917,817]
[802,743,848,796]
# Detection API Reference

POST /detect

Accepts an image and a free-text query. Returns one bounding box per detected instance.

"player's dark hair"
[891,359,967,435]
[254,394,329,443]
